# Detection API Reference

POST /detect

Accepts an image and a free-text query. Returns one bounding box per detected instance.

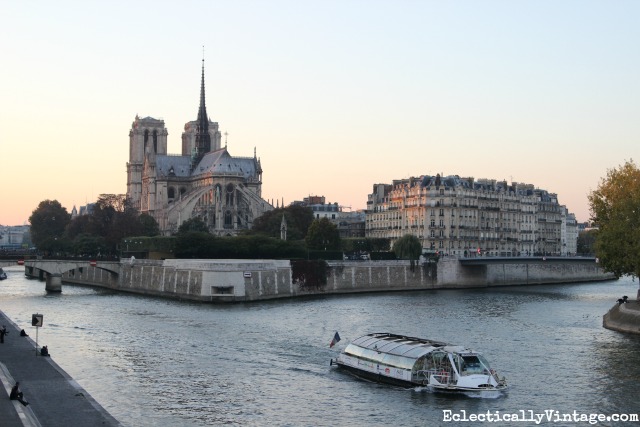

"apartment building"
[366,174,576,257]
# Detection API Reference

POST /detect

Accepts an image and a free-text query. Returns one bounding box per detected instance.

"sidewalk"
[0,310,122,427]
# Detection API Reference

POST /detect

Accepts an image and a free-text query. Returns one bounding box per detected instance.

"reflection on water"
[1,265,640,426]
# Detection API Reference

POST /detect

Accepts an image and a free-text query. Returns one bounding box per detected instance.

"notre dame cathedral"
[126,60,273,236]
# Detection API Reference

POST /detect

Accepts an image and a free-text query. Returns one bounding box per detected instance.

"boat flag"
[329,332,341,348]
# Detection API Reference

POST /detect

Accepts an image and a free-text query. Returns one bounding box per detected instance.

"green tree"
[178,217,209,234]
[71,233,107,257]
[305,218,341,250]
[588,160,640,279]
[174,231,212,258]
[250,205,314,240]
[29,200,71,251]
[138,213,160,237]
[577,229,597,256]
[93,194,145,254]
[393,234,423,270]
[64,194,156,256]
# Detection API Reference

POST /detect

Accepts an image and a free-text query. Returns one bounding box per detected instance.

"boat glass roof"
[347,333,450,361]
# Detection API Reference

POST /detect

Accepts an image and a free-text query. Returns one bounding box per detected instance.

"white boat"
[331,332,507,393]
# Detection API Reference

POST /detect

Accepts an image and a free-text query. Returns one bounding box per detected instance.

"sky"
[1,1,638,226]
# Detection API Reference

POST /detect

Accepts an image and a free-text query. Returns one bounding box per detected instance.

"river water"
[1,265,640,426]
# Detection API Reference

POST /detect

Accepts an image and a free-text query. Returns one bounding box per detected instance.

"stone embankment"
[26,256,617,303]
[603,300,640,334]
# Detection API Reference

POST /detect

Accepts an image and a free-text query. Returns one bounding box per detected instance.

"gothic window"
[224,210,233,229]
[153,130,158,153]
[144,129,149,151]
[226,183,235,206]
[168,187,175,200]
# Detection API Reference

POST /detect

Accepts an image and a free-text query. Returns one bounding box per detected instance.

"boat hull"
[334,360,420,388]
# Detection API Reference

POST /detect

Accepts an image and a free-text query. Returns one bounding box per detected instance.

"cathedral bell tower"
[126,116,168,211]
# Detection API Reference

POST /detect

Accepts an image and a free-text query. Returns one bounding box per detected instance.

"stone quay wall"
[50,257,616,302]
[603,301,640,334]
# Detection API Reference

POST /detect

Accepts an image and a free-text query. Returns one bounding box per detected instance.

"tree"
[305,218,341,250]
[393,234,423,270]
[64,194,157,256]
[588,160,640,279]
[29,200,71,251]
[577,229,597,256]
[138,213,160,237]
[250,205,314,240]
[178,217,209,234]
[71,233,107,257]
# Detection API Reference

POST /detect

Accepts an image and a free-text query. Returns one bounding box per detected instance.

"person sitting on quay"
[10,382,29,406]
[20,329,28,337]
[40,345,50,357]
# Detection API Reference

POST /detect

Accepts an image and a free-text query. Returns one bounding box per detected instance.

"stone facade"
[366,175,578,257]
[126,61,273,236]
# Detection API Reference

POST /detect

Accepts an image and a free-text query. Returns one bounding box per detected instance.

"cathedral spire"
[193,53,212,170]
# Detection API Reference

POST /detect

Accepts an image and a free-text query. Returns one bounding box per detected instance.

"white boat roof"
[349,333,452,359]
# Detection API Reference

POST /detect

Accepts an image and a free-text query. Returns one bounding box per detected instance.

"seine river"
[1,265,640,426]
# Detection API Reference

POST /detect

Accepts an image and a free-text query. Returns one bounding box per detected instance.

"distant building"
[71,204,95,218]
[561,208,578,256]
[126,60,273,235]
[291,195,365,238]
[0,225,31,250]
[366,174,577,257]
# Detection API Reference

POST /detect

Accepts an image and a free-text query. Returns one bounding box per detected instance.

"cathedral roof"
[154,147,258,180]
[193,147,259,179]
[156,155,192,177]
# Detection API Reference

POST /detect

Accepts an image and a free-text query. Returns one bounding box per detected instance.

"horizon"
[2,1,639,226]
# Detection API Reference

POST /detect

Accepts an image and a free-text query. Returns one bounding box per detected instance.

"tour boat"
[331,332,507,393]
[0,268,7,280]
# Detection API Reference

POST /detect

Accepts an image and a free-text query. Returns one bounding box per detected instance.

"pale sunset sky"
[1,1,638,226]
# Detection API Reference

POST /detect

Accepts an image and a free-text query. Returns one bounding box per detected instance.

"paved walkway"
[0,310,122,427]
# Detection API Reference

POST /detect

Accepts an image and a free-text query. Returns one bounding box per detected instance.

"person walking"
[0,325,8,343]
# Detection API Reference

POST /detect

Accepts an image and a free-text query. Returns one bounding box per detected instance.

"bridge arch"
[24,260,121,292]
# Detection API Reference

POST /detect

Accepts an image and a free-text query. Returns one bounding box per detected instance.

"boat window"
[425,351,450,371]
[460,355,486,375]
[344,344,364,357]
[381,353,415,370]
[377,342,406,353]
[403,346,433,358]
[477,355,492,370]
[361,348,385,363]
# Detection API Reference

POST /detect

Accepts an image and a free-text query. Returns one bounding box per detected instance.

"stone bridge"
[23,259,121,292]
[0,260,18,268]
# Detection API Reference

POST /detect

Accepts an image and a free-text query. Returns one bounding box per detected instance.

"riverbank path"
[0,310,121,427]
